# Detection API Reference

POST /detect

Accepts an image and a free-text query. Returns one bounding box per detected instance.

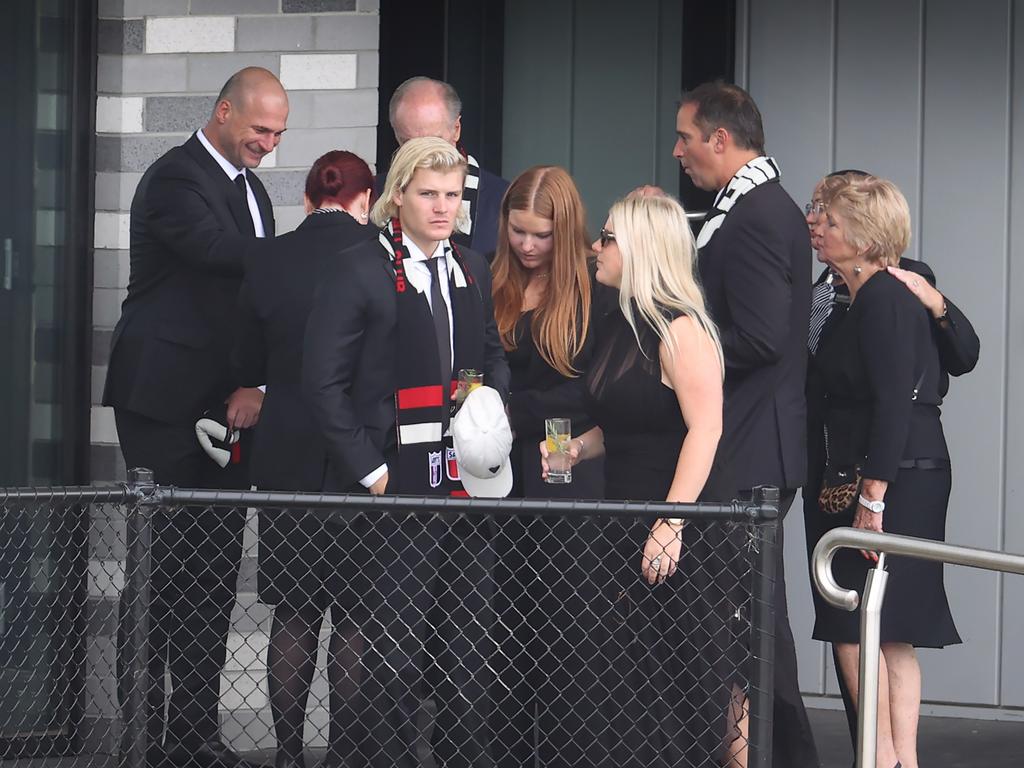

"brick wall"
[91,0,380,483]
[84,0,380,752]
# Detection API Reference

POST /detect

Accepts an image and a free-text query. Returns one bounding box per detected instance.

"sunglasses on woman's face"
[599,228,616,248]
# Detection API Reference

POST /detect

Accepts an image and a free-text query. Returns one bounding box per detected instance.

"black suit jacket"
[698,180,811,491]
[805,258,979,492]
[103,134,274,425]
[233,213,375,492]
[302,237,510,492]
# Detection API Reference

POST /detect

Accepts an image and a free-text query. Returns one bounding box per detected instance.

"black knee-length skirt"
[812,466,961,648]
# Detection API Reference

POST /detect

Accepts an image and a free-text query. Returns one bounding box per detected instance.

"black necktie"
[427,255,452,391]
[234,173,255,236]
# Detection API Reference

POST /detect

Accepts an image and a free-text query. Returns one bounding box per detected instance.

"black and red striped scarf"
[379,218,487,496]
[451,144,480,249]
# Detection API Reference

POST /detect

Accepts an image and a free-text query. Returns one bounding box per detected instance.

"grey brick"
[314,13,378,50]
[260,169,307,207]
[96,55,123,93]
[99,0,125,18]
[86,597,118,638]
[93,249,128,289]
[283,0,355,12]
[281,90,314,128]
[93,329,114,366]
[89,509,127,560]
[355,50,377,89]
[92,366,108,406]
[237,16,313,52]
[94,172,143,212]
[98,19,144,54]
[145,95,214,133]
[187,53,280,92]
[274,205,305,234]
[191,0,279,14]
[122,0,189,15]
[91,443,127,483]
[119,54,189,94]
[96,134,182,173]
[357,0,379,11]
[274,126,375,169]
[312,88,377,128]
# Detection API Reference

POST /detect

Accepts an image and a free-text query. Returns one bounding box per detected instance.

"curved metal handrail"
[812,527,1024,611]
[812,527,1024,768]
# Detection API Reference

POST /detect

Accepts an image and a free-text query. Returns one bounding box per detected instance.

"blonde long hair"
[491,166,592,378]
[370,137,467,228]
[609,194,724,376]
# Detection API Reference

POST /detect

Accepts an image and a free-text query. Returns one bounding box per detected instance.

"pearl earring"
[853,264,863,275]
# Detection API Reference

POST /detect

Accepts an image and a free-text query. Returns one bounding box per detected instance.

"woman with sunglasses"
[540,193,748,767]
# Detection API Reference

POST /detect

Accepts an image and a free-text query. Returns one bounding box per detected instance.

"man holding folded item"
[303,136,509,768]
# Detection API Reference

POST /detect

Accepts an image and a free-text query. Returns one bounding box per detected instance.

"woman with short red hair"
[234,149,374,768]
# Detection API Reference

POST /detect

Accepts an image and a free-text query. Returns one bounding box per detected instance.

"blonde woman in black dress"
[811,175,959,768]
[541,193,747,767]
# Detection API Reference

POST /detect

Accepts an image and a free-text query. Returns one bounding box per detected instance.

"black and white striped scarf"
[807,271,836,355]
[696,156,782,249]
[451,152,480,248]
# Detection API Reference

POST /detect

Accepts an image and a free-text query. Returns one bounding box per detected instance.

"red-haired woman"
[489,165,610,766]
[233,150,374,768]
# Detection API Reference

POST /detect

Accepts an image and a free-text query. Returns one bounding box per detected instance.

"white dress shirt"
[360,237,455,489]
[195,128,266,238]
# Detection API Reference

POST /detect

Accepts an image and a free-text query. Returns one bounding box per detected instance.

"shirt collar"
[196,128,245,181]
[403,236,448,263]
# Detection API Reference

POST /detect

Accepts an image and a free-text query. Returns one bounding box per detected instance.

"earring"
[359,211,368,221]
[853,264,863,275]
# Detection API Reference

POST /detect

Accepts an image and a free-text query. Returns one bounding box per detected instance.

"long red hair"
[491,166,592,377]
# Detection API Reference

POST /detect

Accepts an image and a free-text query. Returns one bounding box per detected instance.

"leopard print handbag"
[818,463,862,516]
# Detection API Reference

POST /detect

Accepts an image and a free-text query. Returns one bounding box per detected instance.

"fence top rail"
[812,527,1024,611]
[0,484,132,505]
[141,486,780,522]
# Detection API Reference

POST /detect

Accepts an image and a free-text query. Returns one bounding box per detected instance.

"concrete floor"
[809,707,1024,768]
[4,708,1022,768]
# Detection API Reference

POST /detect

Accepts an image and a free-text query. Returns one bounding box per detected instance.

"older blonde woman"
[811,175,960,768]
[540,194,747,767]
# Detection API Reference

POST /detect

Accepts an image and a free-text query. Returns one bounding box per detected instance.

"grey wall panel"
[834,0,923,261]
[1000,2,1024,709]
[916,0,1010,706]
[747,0,834,216]
[745,0,836,697]
[501,0,574,179]
[571,0,663,231]
[654,0,683,192]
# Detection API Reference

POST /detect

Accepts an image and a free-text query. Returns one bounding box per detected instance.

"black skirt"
[812,466,961,648]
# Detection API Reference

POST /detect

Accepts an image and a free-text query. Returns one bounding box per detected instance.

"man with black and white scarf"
[383,75,509,256]
[675,81,818,768]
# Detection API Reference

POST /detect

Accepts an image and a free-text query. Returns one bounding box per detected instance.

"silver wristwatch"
[858,494,885,514]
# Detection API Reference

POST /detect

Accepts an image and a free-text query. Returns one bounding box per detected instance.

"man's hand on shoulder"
[226,386,264,429]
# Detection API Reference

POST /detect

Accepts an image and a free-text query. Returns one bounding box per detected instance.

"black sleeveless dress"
[530,307,749,767]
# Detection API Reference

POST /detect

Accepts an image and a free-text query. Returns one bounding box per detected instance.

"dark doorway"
[0,0,95,757]
[376,0,505,175]
[679,1,737,214]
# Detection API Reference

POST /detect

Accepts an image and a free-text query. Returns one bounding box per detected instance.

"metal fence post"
[746,486,779,768]
[856,554,889,768]
[119,468,156,768]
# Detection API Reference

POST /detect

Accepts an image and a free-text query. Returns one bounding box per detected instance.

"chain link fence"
[1,474,779,768]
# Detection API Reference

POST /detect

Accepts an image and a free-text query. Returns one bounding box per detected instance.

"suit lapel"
[248,172,275,237]
[182,134,258,236]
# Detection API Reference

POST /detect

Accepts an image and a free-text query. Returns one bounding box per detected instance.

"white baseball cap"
[452,385,514,498]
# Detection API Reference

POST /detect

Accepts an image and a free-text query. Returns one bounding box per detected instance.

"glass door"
[0,0,95,755]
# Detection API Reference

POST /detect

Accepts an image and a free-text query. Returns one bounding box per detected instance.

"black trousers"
[356,516,495,768]
[115,408,250,748]
[773,490,821,768]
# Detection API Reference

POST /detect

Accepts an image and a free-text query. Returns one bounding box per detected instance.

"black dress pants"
[773,490,821,768]
[357,516,495,768]
[115,408,250,748]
